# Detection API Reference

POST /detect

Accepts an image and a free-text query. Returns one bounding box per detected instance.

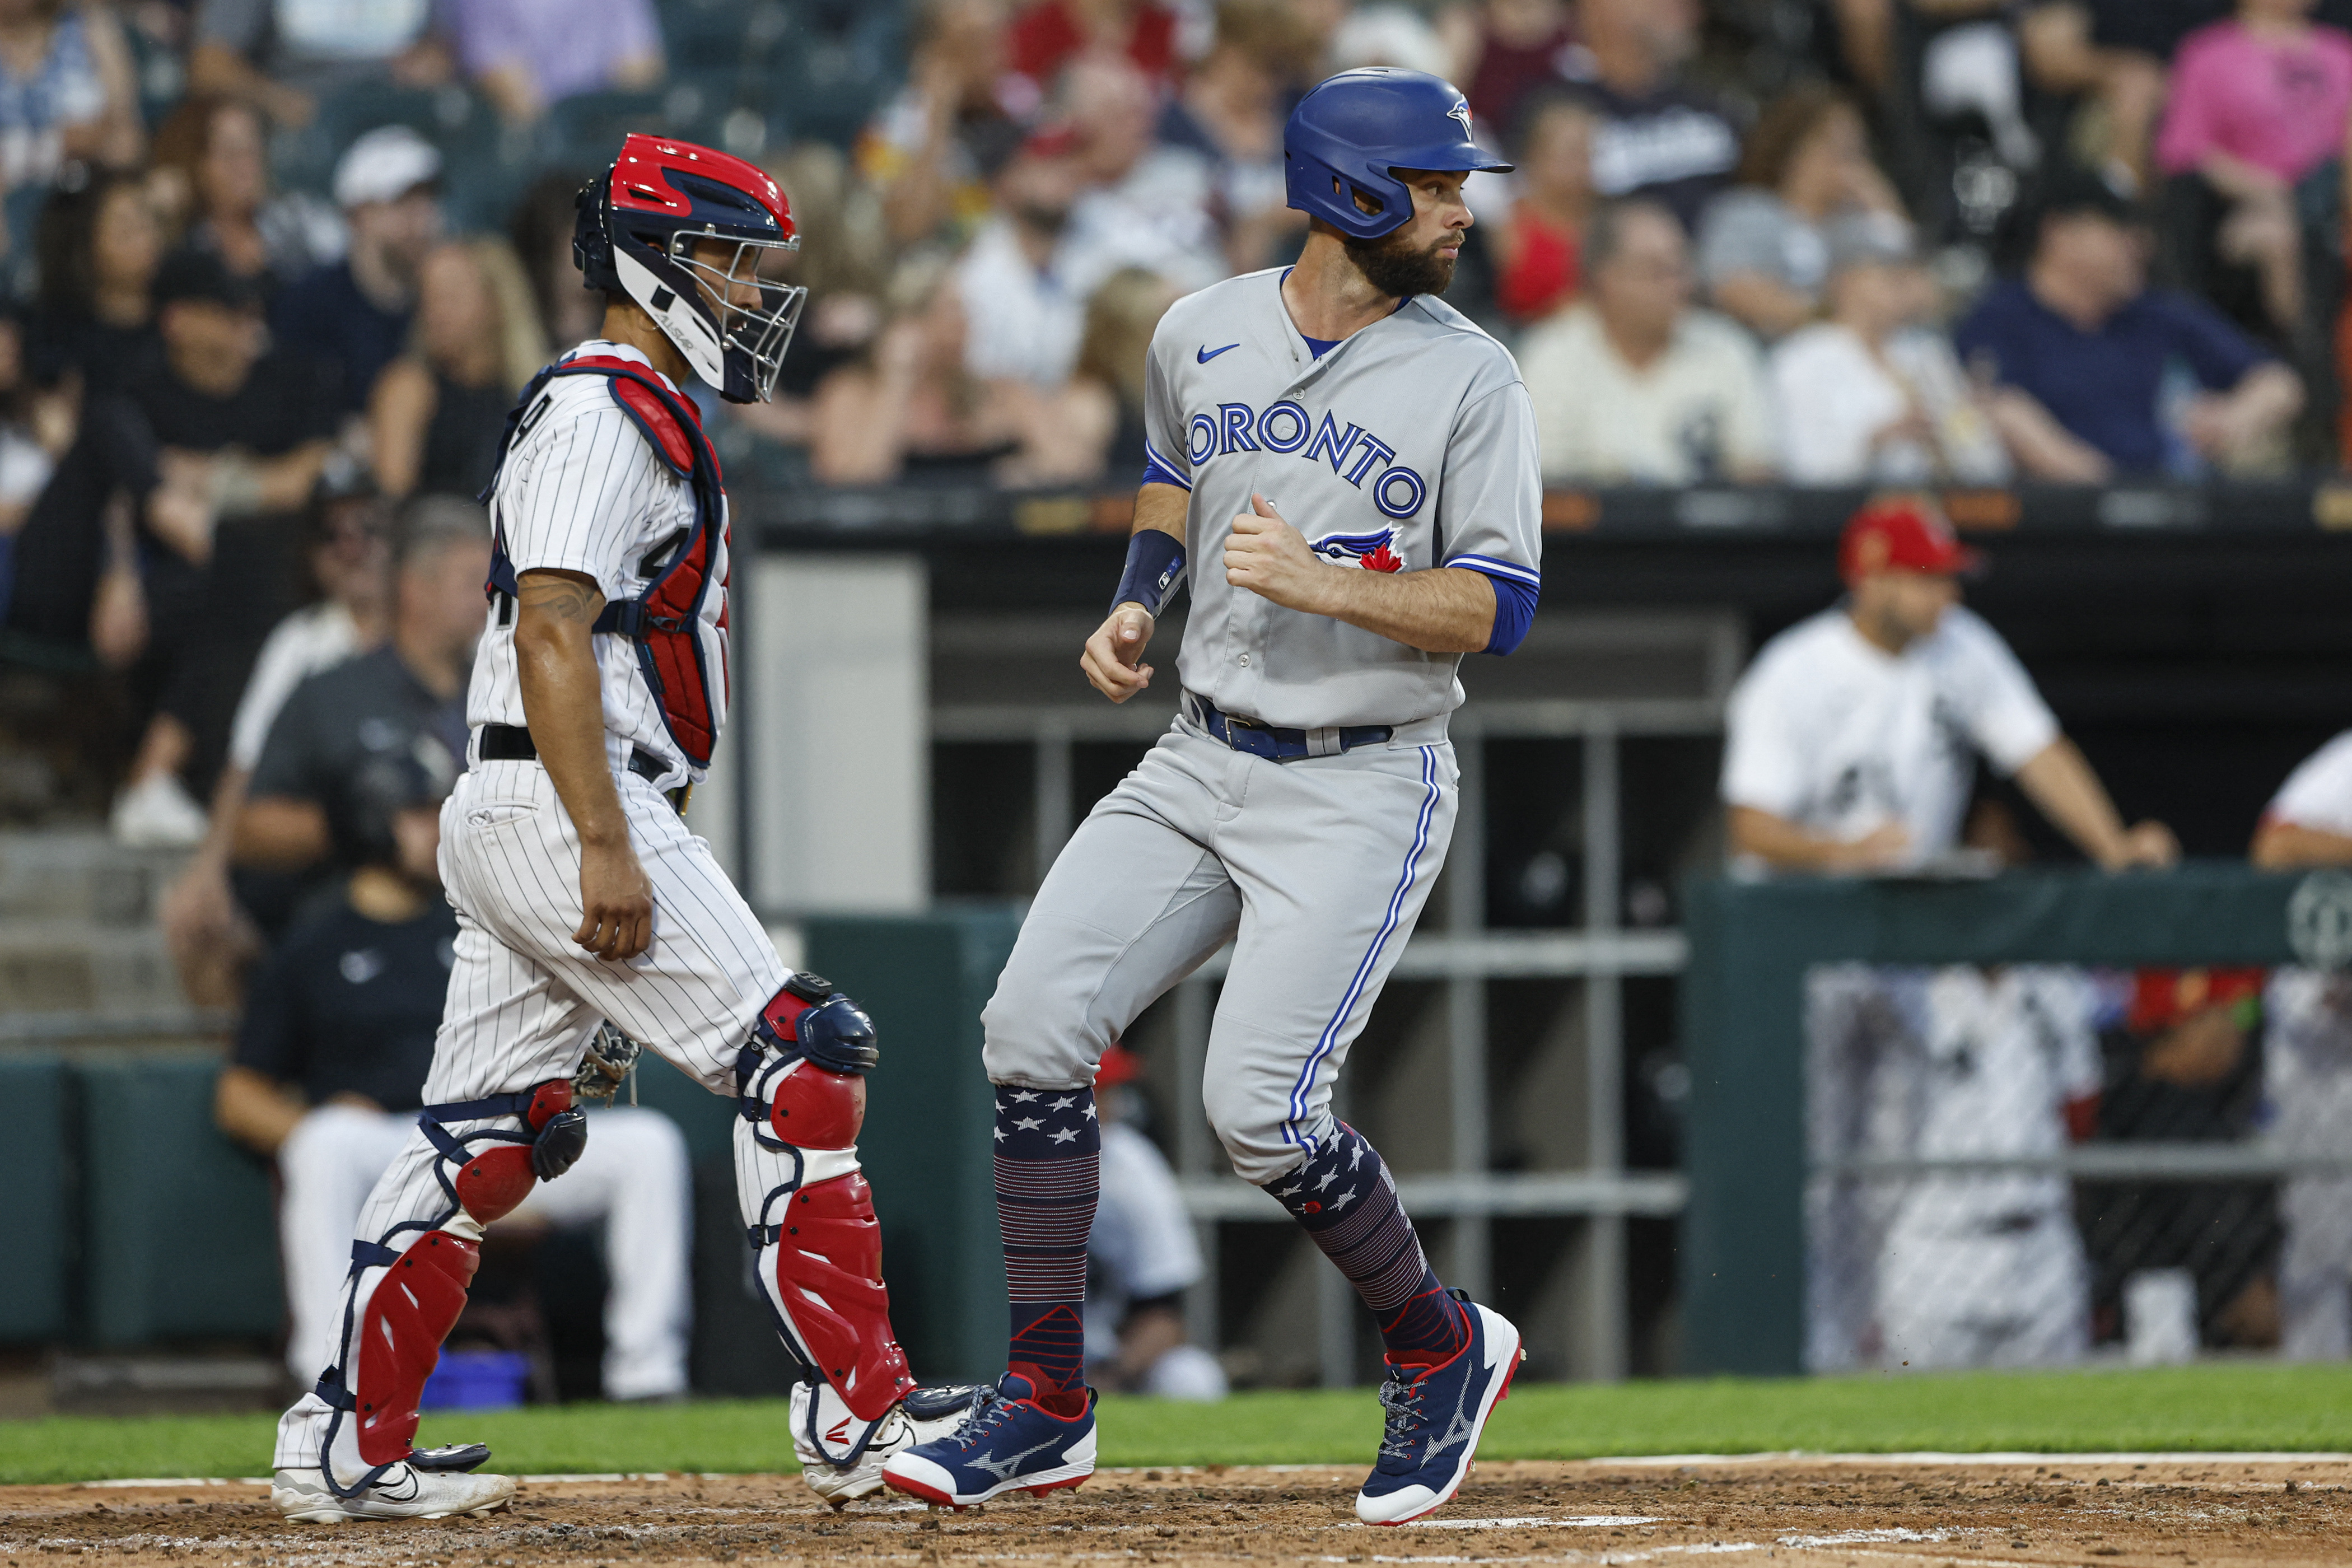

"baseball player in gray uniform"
[267,137,970,1524]
[884,69,1543,1525]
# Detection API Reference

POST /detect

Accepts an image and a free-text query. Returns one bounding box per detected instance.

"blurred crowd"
[754,0,2352,494]
[4,0,2352,844]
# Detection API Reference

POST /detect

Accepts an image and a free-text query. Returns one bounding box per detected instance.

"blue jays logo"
[1448,99,1473,139]
[1312,527,1404,574]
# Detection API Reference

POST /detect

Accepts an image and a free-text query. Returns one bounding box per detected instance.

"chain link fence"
[1805,962,2352,1371]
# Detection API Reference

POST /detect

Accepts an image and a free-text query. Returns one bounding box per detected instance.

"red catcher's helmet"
[573,133,805,404]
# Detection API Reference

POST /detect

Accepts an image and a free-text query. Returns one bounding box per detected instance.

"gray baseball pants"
[983,712,1457,1184]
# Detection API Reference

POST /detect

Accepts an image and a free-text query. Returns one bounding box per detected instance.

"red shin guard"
[354,1231,480,1465]
[771,1171,916,1420]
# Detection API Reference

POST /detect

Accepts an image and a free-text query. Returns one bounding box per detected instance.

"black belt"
[1188,696,1392,763]
[477,724,688,811]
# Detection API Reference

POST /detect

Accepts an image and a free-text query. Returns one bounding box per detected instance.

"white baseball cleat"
[273,1464,516,1523]
[792,1382,985,1506]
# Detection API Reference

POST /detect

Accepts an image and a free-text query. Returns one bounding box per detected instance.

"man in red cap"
[1739,495,2176,1373]
[1721,493,2176,874]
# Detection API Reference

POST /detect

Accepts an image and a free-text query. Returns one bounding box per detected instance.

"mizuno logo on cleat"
[971,1438,1058,1481]
[1197,343,1239,363]
[1429,1372,1478,1456]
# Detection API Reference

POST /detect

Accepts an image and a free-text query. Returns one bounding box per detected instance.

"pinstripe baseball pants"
[275,758,790,1473]
[982,717,1458,1186]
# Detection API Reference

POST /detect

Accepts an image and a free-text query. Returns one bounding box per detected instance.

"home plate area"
[6,1458,2351,1567]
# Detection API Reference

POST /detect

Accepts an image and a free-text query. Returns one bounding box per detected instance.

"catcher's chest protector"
[483,355,731,769]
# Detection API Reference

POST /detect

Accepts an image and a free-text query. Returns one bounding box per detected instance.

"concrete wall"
[741,554,927,915]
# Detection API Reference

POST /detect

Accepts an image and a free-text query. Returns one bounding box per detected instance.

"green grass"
[9,1364,2352,1486]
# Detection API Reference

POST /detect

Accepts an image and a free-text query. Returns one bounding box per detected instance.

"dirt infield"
[4,1457,2349,1566]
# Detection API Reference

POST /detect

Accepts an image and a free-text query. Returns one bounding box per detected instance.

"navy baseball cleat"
[1355,1294,1524,1524]
[880,1371,1096,1508]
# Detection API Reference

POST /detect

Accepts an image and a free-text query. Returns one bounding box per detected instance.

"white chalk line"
[1591,1450,2352,1467]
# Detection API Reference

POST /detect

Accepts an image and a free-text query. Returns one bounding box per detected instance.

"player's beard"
[1343,225,1459,298]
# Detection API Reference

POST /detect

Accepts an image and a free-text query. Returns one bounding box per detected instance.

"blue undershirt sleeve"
[1461,566,1538,656]
[1140,446,1191,490]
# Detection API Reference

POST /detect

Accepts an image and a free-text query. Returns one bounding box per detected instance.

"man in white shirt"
[1059,55,1223,296]
[1518,197,1775,486]
[2252,734,2352,1358]
[1767,213,2010,487]
[1743,496,2172,1371]
[959,103,1215,394]
[1722,494,2177,874]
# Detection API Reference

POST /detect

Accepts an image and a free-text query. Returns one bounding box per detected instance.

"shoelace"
[1374,1371,1429,1461]
[952,1387,1012,1452]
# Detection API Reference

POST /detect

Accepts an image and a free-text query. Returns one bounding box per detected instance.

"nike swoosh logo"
[1197,343,1239,363]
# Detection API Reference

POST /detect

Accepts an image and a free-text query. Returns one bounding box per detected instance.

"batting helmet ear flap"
[1332,174,1384,221]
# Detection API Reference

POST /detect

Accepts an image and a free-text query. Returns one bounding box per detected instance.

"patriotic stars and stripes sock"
[1262,1122,1468,1366]
[994,1083,1100,1413]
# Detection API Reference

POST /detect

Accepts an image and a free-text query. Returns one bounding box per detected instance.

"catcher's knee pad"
[421,1080,584,1225]
[764,1056,866,1147]
[351,1230,480,1466]
[749,1166,915,1420]
[739,974,877,1154]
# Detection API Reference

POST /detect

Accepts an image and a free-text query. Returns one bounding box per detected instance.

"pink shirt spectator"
[2157,19,2352,184]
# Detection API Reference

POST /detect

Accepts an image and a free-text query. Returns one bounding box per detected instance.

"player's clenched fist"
[575,838,655,960]
[1081,604,1156,703]
[1224,494,1331,613]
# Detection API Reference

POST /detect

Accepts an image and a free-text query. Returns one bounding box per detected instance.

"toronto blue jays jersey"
[1141,267,1543,729]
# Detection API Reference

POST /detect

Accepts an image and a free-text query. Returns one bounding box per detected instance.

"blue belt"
[1189,695,1392,763]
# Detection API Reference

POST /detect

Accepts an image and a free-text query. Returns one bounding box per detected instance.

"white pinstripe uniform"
[275,340,807,1478]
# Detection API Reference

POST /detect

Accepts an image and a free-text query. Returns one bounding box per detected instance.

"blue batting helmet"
[1284,68,1513,240]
